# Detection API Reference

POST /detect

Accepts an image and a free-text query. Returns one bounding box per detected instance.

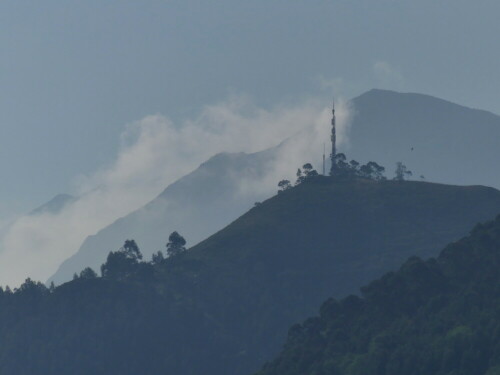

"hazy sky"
[1,0,500,219]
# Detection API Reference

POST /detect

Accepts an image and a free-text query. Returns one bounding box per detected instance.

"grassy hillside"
[1,177,500,375]
[255,214,500,375]
[186,176,500,300]
[50,149,278,284]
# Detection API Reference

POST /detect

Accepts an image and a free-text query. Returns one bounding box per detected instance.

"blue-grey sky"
[1,0,499,218]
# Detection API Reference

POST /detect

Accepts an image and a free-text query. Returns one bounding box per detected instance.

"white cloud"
[0,95,352,287]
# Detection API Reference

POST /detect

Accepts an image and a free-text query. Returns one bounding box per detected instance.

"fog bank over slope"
[0,97,346,286]
[50,149,279,284]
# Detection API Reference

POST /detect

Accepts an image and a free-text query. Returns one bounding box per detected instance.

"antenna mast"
[329,99,337,175]
[322,143,326,175]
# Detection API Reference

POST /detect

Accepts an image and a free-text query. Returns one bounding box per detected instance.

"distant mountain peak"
[356,88,454,104]
[355,88,496,115]
[347,88,500,189]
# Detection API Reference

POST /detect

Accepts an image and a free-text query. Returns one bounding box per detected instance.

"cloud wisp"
[0,95,352,287]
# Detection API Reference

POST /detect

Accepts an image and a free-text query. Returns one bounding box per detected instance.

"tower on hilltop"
[329,100,337,175]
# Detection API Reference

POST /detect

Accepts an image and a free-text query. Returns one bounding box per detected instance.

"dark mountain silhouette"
[3,177,500,375]
[255,214,500,375]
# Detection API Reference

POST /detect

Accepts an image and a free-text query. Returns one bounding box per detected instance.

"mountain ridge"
[349,89,500,188]
[360,88,499,117]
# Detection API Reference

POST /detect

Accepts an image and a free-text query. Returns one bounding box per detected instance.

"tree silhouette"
[295,164,319,185]
[295,168,304,185]
[394,162,413,181]
[166,231,187,257]
[151,251,165,264]
[302,163,319,178]
[79,267,98,279]
[360,161,386,180]
[278,180,292,193]
[122,239,142,261]
[101,239,143,279]
[330,153,349,176]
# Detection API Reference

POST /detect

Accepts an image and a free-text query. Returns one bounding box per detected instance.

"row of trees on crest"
[69,231,188,281]
[278,155,413,193]
[0,230,189,296]
[330,153,386,180]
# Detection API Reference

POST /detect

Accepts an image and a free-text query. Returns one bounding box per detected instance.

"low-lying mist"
[0,95,352,287]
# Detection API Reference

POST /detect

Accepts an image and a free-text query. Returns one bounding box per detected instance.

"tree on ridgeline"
[277,179,292,193]
[394,162,412,181]
[151,250,165,264]
[295,163,319,185]
[17,278,48,296]
[79,267,98,279]
[359,161,386,181]
[302,163,318,178]
[295,168,304,185]
[330,153,359,178]
[327,153,388,181]
[166,231,187,257]
[122,239,142,261]
[349,159,360,172]
[331,153,351,177]
[101,239,143,279]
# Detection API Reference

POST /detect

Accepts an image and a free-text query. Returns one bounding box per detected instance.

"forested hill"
[1,178,500,375]
[255,214,500,375]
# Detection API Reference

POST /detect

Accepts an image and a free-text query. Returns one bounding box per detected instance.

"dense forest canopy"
[255,214,500,375]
